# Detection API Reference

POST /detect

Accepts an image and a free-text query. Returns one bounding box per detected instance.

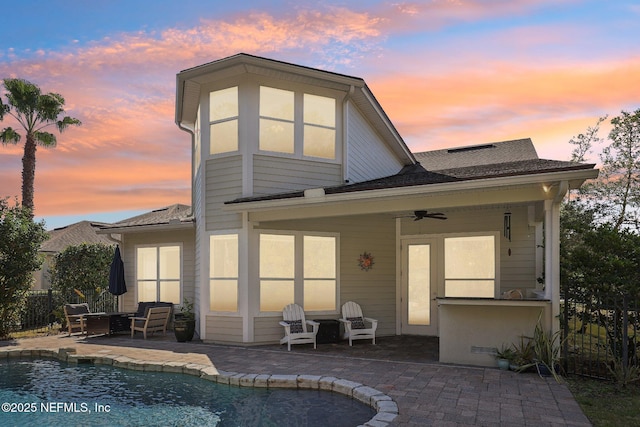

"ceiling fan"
[397,210,448,221]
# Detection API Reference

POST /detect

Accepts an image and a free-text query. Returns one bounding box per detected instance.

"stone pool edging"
[0,347,398,427]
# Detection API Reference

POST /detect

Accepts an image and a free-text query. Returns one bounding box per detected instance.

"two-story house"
[102,53,597,366]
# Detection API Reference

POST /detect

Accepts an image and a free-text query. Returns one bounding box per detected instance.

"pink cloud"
[0,2,636,221]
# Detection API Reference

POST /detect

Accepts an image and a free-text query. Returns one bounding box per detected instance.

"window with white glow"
[209,87,238,155]
[210,234,239,312]
[260,232,338,312]
[444,235,496,298]
[136,245,181,304]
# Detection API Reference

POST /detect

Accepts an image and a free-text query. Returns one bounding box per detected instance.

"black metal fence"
[10,289,118,337]
[562,289,640,379]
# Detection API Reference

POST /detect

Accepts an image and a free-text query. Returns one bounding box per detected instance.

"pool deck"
[1,333,591,426]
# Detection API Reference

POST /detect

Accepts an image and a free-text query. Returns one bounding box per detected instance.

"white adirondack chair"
[339,301,378,346]
[279,303,319,351]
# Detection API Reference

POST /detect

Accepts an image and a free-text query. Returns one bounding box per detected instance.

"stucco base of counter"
[437,299,551,367]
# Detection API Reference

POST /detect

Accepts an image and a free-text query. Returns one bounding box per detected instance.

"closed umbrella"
[108,245,127,296]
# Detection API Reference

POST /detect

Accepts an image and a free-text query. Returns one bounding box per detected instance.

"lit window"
[444,235,496,298]
[259,234,295,312]
[259,86,336,160]
[303,235,336,311]
[210,234,238,312]
[303,94,336,159]
[209,87,238,154]
[260,232,338,312]
[136,245,181,304]
[259,86,294,154]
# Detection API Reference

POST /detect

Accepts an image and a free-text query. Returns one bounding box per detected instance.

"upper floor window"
[303,94,336,159]
[259,86,336,160]
[259,86,294,154]
[136,245,181,304]
[209,87,238,155]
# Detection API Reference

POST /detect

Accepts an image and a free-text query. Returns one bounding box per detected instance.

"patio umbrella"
[108,245,127,296]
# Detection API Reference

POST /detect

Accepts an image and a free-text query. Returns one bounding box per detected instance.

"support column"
[544,190,564,334]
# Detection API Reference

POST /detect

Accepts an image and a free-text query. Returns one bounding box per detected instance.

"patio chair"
[279,303,320,351]
[130,306,172,339]
[63,303,90,336]
[339,301,378,346]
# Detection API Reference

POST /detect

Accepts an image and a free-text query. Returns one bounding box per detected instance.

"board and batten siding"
[205,156,243,231]
[253,214,398,339]
[120,229,196,314]
[346,102,404,183]
[253,155,342,196]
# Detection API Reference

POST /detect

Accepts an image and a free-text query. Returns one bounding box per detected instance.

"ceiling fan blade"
[427,214,447,220]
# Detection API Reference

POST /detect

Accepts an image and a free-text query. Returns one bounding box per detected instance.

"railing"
[10,289,118,337]
[562,289,640,379]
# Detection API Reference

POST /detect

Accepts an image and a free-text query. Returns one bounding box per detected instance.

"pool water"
[0,359,375,426]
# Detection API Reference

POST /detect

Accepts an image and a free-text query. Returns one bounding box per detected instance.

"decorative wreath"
[358,252,375,271]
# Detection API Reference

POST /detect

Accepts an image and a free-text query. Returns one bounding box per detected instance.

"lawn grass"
[566,376,640,426]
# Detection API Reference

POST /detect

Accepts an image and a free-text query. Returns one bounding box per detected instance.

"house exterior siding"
[205,316,244,343]
[346,101,404,183]
[205,156,243,231]
[253,155,342,196]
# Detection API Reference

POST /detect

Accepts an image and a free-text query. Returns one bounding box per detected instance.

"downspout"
[342,85,355,184]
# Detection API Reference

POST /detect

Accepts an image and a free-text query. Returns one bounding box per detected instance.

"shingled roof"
[226,139,596,205]
[99,204,193,231]
[41,221,115,253]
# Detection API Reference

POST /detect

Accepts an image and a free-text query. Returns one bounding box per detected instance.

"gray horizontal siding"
[347,102,403,183]
[205,315,243,343]
[253,155,341,196]
[205,156,243,230]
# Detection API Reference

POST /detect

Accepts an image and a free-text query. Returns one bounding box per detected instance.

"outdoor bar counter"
[437,298,551,367]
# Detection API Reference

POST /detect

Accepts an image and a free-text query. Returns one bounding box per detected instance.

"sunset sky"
[1,0,638,230]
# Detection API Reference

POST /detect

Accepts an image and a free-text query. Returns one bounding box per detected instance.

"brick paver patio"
[1,334,591,426]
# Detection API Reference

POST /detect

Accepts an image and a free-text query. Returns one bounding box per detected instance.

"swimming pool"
[1,359,375,426]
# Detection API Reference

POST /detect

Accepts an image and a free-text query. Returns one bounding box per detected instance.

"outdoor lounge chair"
[130,306,172,339]
[63,303,90,336]
[339,301,378,346]
[279,303,319,351]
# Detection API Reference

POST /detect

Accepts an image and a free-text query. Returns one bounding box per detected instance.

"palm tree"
[0,78,81,215]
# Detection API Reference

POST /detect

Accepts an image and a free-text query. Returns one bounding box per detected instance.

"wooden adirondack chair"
[279,303,319,351]
[130,306,172,339]
[339,301,378,346]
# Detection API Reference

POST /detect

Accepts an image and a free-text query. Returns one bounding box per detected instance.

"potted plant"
[520,312,563,381]
[511,335,535,372]
[495,344,516,370]
[174,298,195,342]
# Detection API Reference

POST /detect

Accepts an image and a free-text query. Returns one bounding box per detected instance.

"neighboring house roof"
[98,204,194,233]
[41,221,115,253]
[225,139,596,205]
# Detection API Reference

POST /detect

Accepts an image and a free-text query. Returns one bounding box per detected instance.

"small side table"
[313,319,340,344]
